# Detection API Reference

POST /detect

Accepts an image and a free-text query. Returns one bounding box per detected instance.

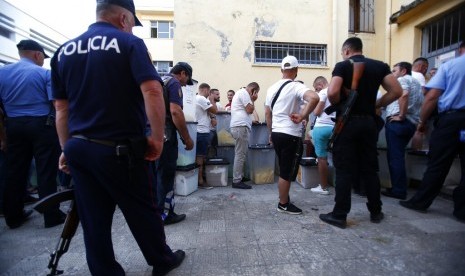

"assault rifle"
[326,61,365,151]
[33,189,79,276]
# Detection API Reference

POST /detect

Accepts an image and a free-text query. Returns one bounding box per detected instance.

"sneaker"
[310,185,330,195]
[164,212,186,225]
[232,181,252,189]
[232,181,252,190]
[277,202,302,215]
[198,182,213,190]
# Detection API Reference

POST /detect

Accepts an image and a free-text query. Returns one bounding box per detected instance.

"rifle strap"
[349,59,365,91]
[271,80,292,110]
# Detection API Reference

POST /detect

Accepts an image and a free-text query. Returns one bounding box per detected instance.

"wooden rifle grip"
[351,62,365,91]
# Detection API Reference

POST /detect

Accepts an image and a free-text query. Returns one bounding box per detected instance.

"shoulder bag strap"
[271,80,292,110]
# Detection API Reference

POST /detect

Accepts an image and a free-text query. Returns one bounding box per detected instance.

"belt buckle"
[116,145,129,156]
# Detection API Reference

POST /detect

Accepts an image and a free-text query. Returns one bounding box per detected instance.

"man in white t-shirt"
[230,82,260,189]
[207,88,223,157]
[196,83,217,187]
[309,76,335,195]
[264,56,319,215]
[411,57,428,90]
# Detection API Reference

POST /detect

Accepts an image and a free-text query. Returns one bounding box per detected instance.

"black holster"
[128,137,147,159]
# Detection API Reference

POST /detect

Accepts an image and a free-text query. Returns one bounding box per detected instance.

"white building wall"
[0,0,68,67]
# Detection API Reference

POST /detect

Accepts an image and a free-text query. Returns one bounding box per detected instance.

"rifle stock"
[326,61,365,151]
[33,189,74,213]
[34,189,80,276]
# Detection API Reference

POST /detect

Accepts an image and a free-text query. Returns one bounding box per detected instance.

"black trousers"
[410,111,465,216]
[332,116,382,218]
[66,138,176,275]
[3,116,62,227]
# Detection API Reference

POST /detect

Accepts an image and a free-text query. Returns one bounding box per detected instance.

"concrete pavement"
[1,181,464,275]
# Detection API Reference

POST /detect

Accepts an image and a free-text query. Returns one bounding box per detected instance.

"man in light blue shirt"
[0,39,64,229]
[400,41,465,222]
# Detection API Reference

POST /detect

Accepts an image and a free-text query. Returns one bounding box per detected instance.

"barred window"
[349,0,375,33]
[422,5,464,57]
[151,21,174,39]
[254,41,327,66]
[153,61,173,76]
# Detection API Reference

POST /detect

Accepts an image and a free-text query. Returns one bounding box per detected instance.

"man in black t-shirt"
[319,37,402,229]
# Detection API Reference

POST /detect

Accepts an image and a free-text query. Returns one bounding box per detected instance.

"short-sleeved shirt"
[425,55,465,113]
[412,71,426,87]
[195,95,212,133]
[51,22,162,140]
[230,88,253,129]
[0,58,52,117]
[162,74,183,127]
[314,88,336,127]
[386,74,422,124]
[264,79,308,137]
[332,55,391,116]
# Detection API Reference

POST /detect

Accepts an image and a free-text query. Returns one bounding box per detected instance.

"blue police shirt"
[164,74,183,108]
[51,22,163,140]
[0,58,52,117]
[425,55,465,113]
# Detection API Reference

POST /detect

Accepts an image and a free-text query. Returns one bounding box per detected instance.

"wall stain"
[205,25,232,61]
[232,11,242,19]
[186,42,197,55]
[243,16,278,62]
[254,17,277,38]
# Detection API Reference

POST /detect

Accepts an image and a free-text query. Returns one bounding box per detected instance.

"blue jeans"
[385,119,416,197]
[154,127,178,218]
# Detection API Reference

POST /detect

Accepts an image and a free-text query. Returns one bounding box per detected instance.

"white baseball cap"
[281,55,299,70]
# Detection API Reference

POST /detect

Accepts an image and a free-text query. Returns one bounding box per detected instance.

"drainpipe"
[332,0,338,67]
[386,0,392,65]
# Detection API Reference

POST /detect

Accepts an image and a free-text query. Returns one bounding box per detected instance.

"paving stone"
[1,184,464,275]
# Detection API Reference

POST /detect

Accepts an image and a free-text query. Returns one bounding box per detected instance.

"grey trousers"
[231,126,250,183]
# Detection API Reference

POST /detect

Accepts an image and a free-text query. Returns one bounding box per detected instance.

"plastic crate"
[248,144,275,184]
[296,157,318,189]
[248,122,269,145]
[205,158,229,186]
[216,111,235,146]
[181,85,197,122]
[174,163,198,196]
[177,122,198,166]
[216,145,235,177]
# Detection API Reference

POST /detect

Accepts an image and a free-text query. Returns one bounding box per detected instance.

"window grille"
[422,5,464,58]
[153,61,173,76]
[254,41,327,66]
[349,0,375,33]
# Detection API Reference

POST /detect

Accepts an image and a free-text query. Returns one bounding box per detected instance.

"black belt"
[72,134,120,147]
[440,109,465,115]
[350,114,372,118]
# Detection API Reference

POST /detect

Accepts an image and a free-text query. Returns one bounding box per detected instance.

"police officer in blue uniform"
[50,0,184,275]
[0,39,64,229]
[153,62,194,225]
[400,41,465,221]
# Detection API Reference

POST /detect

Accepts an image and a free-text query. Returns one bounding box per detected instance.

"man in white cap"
[264,55,319,215]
